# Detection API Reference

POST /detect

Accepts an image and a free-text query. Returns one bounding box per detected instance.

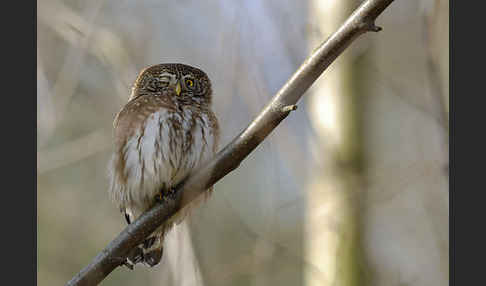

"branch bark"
[66,0,394,285]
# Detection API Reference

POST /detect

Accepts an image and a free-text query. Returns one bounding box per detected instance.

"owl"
[108,63,219,267]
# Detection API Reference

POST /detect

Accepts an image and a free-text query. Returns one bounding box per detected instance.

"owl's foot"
[125,246,144,269]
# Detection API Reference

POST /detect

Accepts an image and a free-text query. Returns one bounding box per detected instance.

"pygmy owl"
[108,63,219,267]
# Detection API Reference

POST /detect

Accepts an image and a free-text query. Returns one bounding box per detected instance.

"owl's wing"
[207,109,220,154]
[112,95,176,144]
[109,95,177,219]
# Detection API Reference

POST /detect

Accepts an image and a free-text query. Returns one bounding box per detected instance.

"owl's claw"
[125,245,144,269]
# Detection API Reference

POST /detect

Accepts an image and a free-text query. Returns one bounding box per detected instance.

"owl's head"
[129,63,212,106]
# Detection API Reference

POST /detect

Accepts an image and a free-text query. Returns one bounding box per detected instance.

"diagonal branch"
[66,0,395,285]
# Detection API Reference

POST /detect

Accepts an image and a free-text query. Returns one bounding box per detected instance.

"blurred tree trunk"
[423,0,449,125]
[306,1,370,285]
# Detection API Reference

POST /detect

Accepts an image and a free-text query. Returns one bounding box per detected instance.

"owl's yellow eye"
[185,79,194,88]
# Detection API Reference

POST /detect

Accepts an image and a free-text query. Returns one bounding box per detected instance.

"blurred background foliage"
[37,0,448,285]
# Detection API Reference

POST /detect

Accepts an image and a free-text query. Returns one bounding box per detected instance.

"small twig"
[281,105,298,113]
[66,0,395,285]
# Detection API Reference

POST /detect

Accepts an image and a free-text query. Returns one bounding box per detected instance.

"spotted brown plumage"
[108,63,219,267]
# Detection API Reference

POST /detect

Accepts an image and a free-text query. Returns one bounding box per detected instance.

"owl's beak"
[175,81,182,96]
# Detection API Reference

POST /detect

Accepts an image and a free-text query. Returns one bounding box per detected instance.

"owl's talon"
[126,245,145,267]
